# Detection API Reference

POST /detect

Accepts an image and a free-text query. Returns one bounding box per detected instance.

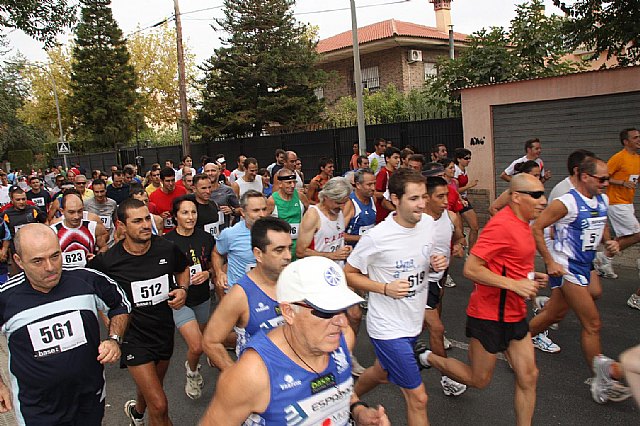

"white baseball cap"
[277,257,363,313]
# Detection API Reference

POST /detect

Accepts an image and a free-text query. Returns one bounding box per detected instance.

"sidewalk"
[0,336,16,425]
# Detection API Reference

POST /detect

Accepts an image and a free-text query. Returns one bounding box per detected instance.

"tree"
[0,0,77,48]
[69,0,137,152]
[0,61,47,159]
[553,0,640,66]
[126,23,198,131]
[425,0,583,107]
[196,0,326,138]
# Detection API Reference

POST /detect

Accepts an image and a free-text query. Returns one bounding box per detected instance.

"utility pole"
[173,0,190,155]
[350,0,366,155]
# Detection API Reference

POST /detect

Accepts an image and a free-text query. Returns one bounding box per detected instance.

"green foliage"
[325,85,454,124]
[554,0,640,66]
[8,149,33,170]
[0,61,48,159]
[70,0,137,153]
[426,0,583,106]
[0,0,77,47]
[196,0,326,138]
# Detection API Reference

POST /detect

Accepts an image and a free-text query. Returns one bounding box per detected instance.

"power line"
[296,0,411,16]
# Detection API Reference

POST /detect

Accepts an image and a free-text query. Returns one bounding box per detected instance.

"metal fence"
[54,117,463,180]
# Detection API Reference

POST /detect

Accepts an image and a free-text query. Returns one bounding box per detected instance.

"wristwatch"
[107,334,122,345]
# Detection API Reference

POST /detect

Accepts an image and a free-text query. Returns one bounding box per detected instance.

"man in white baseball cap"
[201,256,389,426]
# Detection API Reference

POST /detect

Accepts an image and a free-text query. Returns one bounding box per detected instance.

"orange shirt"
[607,149,640,205]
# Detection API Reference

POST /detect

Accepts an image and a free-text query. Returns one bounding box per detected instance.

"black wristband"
[176,285,188,292]
[350,400,370,414]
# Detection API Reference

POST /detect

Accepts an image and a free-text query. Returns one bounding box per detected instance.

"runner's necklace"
[283,327,322,376]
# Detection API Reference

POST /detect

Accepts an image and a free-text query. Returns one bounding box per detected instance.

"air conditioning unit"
[408,49,423,63]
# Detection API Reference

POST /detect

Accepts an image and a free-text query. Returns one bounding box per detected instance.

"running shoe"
[532,331,560,353]
[627,294,640,311]
[591,354,614,404]
[594,252,618,279]
[441,376,467,396]
[124,400,145,426]
[185,361,204,400]
[443,335,452,350]
[444,275,456,288]
[414,339,431,370]
[533,296,559,330]
[351,356,366,377]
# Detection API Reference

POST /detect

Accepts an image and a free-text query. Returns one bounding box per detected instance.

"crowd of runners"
[0,130,638,425]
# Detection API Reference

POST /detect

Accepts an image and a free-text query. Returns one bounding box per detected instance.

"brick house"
[316,19,469,105]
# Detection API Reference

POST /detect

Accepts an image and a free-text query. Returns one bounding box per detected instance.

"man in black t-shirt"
[190,174,223,238]
[26,175,52,211]
[88,198,189,426]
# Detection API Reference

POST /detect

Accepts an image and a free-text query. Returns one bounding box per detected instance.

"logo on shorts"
[324,267,341,287]
[159,258,167,265]
[126,354,135,361]
[255,302,270,313]
[279,374,302,390]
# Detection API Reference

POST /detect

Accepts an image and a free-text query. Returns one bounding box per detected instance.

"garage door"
[493,91,640,219]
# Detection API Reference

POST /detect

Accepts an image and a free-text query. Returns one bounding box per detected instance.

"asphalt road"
[93,258,639,425]
[1,258,637,425]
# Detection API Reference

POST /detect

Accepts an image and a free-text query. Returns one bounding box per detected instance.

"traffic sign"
[57,142,70,154]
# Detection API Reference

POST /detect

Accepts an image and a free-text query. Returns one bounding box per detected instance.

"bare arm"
[489,190,510,216]
[265,196,275,216]
[531,199,568,276]
[94,222,109,253]
[500,171,512,182]
[202,285,248,371]
[199,350,270,425]
[463,254,538,299]
[213,246,229,291]
[46,198,60,223]
[231,182,240,197]
[458,178,478,193]
[342,200,359,244]
[344,262,409,299]
[306,180,319,205]
[298,190,310,210]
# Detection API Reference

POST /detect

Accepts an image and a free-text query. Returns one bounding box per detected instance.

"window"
[351,66,380,94]
[424,62,437,79]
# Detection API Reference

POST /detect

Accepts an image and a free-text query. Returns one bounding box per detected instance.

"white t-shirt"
[175,167,196,181]
[367,153,386,175]
[428,211,454,282]
[0,185,9,207]
[549,176,573,203]
[347,213,434,339]
[229,169,245,184]
[504,155,544,177]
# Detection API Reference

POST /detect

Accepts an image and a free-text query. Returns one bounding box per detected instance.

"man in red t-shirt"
[374,147,400,223]
[149,167,187,233]
[417,173,548,425]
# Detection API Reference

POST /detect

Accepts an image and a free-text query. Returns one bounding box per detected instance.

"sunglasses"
[463,156,471,160]
[588,174,610,183]
[293,302,346,319]
[515,190,545,199]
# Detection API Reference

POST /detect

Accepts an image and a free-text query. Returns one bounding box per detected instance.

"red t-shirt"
[149,186,187,233]
[375,167,393,223]
[447,181,464,213]
[466,205,535,322]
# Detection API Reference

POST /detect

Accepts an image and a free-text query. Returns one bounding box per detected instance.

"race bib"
[131,274,170,307]
[581,217,607,251]
[62,249,87,267]
[99,215,112,229]
[189,263,202,284]
[32,197,45,207]
[27,311,87,358]
[163,217,175,229]
[289,223,300,239]
[629,175,639,183]
[399,269,427,299]
[204,222,220,238]
[358,224,374,235]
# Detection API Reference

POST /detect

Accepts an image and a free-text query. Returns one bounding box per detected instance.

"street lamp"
[5,61,69,169]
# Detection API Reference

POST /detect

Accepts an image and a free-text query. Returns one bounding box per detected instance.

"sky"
[4,0,560,66]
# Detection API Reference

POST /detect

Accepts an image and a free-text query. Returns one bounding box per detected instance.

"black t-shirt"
[163,228,214,306]
[87,236,189,346]
[106,184,130,205]
[270,164,284,184]
[2,205,47,250]
[195,199,223,238]
[26,189,52,211]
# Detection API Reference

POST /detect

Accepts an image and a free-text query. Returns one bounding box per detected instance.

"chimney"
[429,0,452,33]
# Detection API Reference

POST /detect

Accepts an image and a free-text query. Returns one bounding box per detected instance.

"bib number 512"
[140,282,162,299]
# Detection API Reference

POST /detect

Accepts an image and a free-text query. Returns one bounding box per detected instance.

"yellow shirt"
[81,188,94,201]
[145,184,160,196]
[607,148,640,205]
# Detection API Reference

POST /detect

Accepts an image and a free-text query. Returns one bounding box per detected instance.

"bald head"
[14,223,59,257]
[510,173,544,193]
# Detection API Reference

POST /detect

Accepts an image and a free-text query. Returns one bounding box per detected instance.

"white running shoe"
[185,361,204,400]
[532,331,560,353]
[444,275,456,288]
[441,376,467,396]
[124,400,145,426]
[594,252,618,279]
[591,355,614,404]
[627,294,640,311]
[351,356,366,377]
[533,296,558,330]
[443,335,452,350]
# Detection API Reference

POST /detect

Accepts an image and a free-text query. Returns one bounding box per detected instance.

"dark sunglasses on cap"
[293,302,347,319]
[514,190,545,199]
[588,174,610,183]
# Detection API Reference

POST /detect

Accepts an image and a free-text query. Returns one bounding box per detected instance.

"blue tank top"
[151,215,159,235]
[346,192,376,243]
[234,274,284,356]
[244,332,353,426]
[553,189,607,264]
